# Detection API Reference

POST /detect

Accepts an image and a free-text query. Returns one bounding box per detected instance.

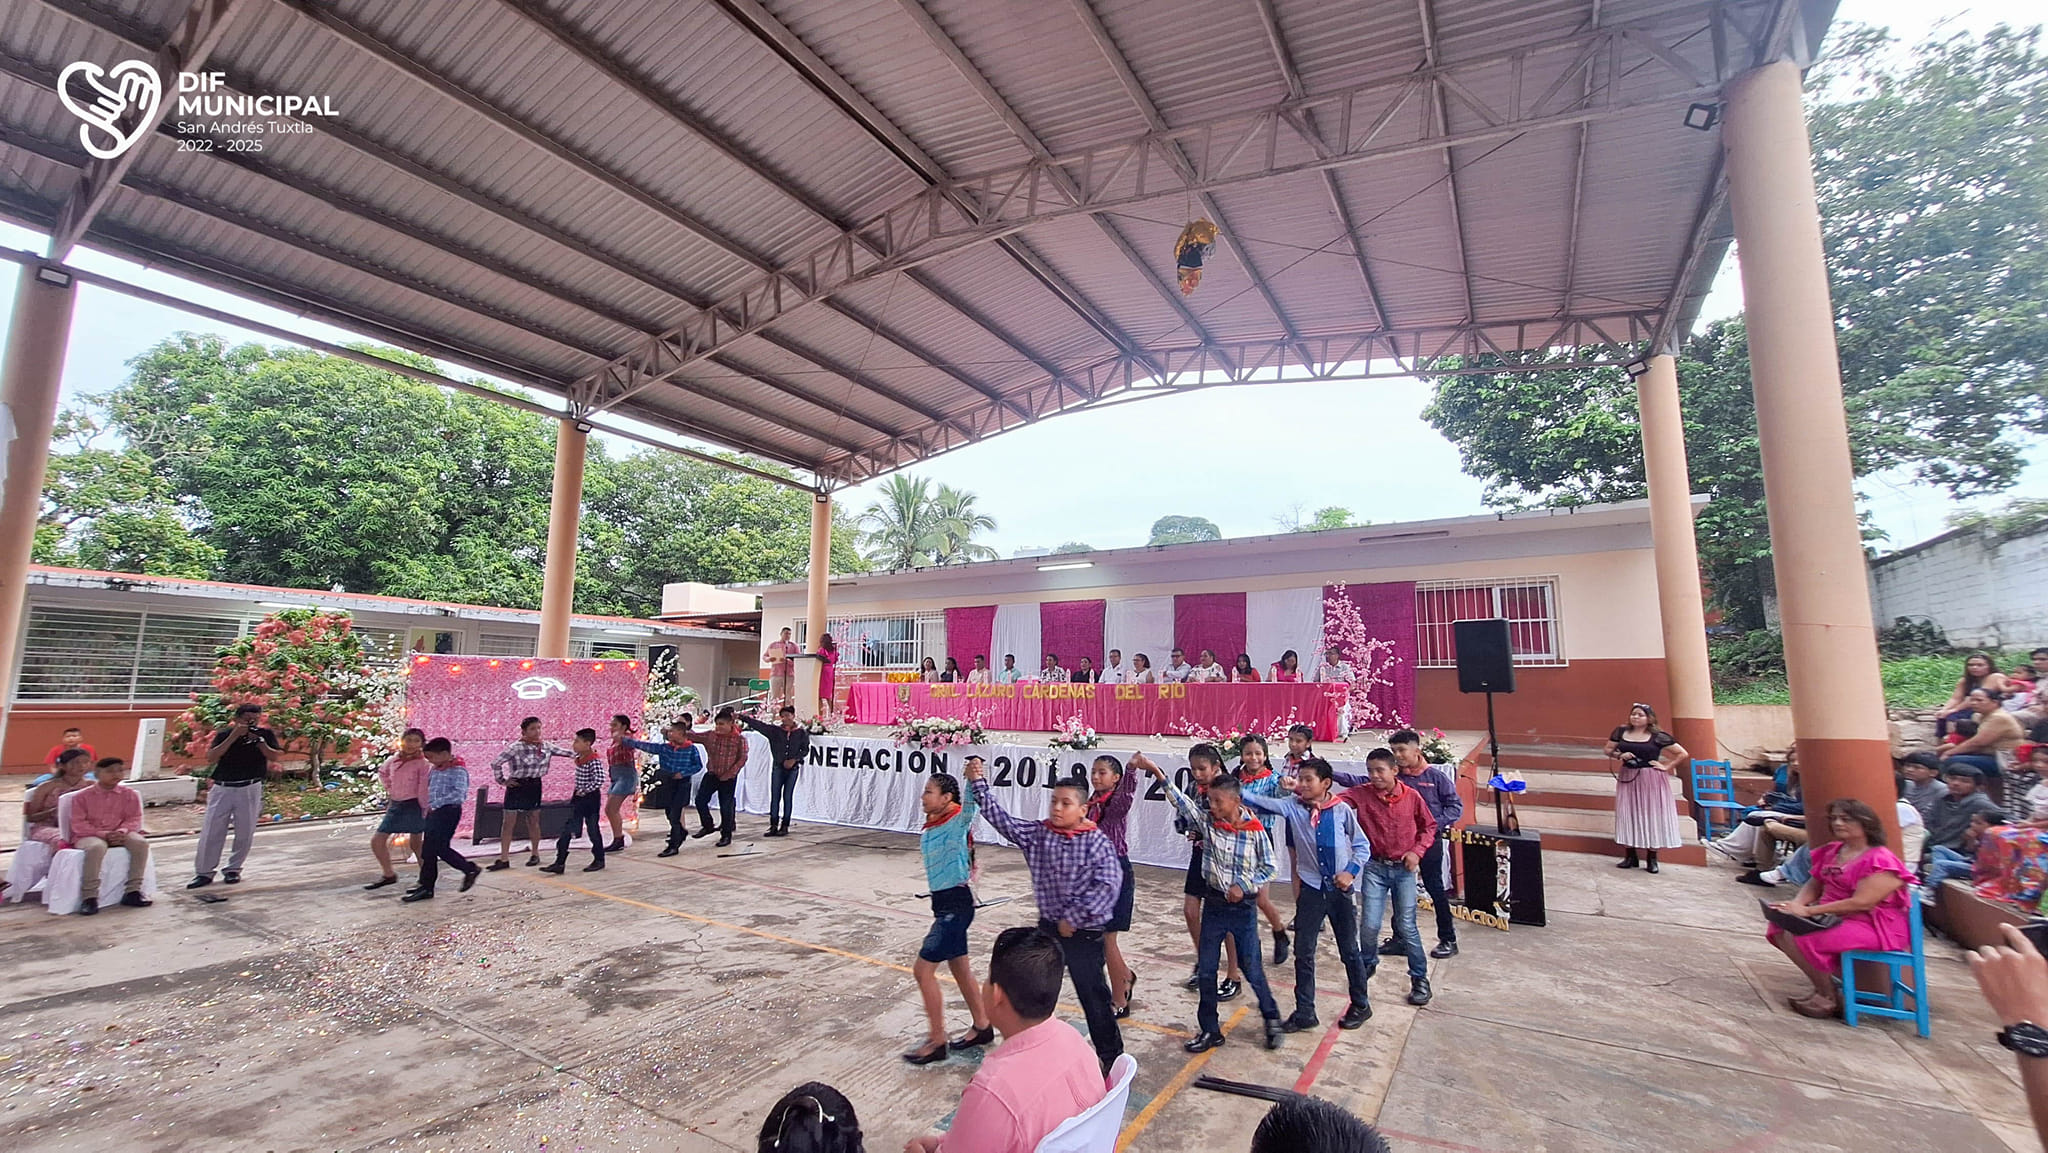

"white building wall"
[1869,523,2048,649]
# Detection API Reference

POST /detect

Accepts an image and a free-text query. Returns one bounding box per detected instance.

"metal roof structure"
[0,0,1835,487]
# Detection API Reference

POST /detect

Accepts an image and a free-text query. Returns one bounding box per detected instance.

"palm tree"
[932,484,998,564]
[858,474,947,569]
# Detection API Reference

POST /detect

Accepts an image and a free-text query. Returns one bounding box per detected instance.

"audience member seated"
[1071,656,1098,684]
[1963,749,2048,913]
[1232,653,1261,682]
[1039,654,1069,684]
[904,926,1107,1153]
[34,727,95,786]
[1713,751,1801,876]
[758,1082,863,1153]
[1270,649,1303,683]
[1251,1095,1393,1153]
[919,657,941,684]
[1925,765,2004,869]
[1901,759,1947,822]
[68,757,154,915]
[1937,652,2009,738]
[968,655,993,686]
[941,657,962,683]
[1748,775,1925,890]
[1924,808,2002,903]
[1943,688,2026,796]
[1765,799,1915,1019]
[1186,649,1229,684]
[24,751,92,847]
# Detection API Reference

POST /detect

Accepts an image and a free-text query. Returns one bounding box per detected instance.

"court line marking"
[1115,1004,1251,1151]
[535,877,1190,1038]
[1293,1019,1347,1092]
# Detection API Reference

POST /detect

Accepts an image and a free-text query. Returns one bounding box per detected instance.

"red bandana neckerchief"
[1238,765,1273,783]
[1042,817,1099,837]
[1210,812,1265,834]
[924,802,962,830]
[1086,789,1115,822]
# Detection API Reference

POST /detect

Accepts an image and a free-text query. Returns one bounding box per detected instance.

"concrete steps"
[1470,738,1709,865]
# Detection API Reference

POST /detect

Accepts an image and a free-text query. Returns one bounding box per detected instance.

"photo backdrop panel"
[944,605,997,673]
[1174,592,1247,668]
[1104,595,1174,673]
[1038,598,1106,674]
[989,603,1043,676]
[1245,587,1325,676]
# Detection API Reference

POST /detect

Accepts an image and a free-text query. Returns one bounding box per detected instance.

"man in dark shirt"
[189,703,282,888]
[740,705,811,838]
[1924,765,2003,868]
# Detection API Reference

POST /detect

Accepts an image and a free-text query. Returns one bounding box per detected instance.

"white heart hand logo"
[57,60,162,160]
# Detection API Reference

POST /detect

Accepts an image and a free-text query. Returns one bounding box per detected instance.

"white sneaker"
[1707,838,1742,859]
[1759,870,1784,885]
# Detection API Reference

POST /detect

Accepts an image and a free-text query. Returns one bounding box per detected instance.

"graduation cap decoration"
[1174,218,1218,296]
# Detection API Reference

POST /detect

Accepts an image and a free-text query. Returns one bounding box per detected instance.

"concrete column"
[1635,353,1717,780]
[796,493,832,719]
[536,419,587,659]
[1723,59,1895,844]
[0,263,79,719]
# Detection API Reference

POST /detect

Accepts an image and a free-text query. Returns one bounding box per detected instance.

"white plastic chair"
[42,788,159,915]
[4,816,54,903]
[1034,1054,1137,1153]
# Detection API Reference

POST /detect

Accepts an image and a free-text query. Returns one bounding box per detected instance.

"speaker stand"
[1486,689,1506,834]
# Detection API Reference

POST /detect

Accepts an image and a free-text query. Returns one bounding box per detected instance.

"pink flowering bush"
[890,705,989,750]
[1168,710,1303,762]
[167,608,385,780]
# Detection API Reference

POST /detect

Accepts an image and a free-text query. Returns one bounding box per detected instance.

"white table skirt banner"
[734,733,1375,872]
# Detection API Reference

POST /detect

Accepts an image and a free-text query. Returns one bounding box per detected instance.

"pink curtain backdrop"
[1326,582,1419,725]
[1174,592,1247,667]
[846,681,1344,740]
[1038,599,1106,673]
[945,605,998,672]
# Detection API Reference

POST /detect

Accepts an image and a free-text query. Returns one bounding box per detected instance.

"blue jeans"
[1197,896,1281,1033]
[1293,881,1371,1016]
[1924,844,1974,900]
[1945,753,2003,779]
[1360,860,1427,980]
[769,764,800,828]
[1777,843,1812,886]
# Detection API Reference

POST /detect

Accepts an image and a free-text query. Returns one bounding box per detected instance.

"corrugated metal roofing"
[0,0,1834,483]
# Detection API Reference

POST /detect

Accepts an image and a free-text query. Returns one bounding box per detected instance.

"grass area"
[1712,650,2021,708]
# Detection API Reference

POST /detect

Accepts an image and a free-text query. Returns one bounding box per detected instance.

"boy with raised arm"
[964,756,1125,1075]
[623,718,705,857]
[1133,752,1282,1052]
[1248,757,1374,1031]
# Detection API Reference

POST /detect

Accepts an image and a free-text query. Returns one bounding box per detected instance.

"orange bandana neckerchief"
[923,802,963,830]
[1042,818,1100,837]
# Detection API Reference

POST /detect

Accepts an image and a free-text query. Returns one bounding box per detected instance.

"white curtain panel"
[989,602,1043,673]
[1104,595,1175,669]
[1245,586,1326,674]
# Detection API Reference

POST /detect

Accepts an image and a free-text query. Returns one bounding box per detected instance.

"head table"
[844,679,1345,741]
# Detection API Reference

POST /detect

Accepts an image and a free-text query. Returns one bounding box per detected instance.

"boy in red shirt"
[1339,748,1437,1005]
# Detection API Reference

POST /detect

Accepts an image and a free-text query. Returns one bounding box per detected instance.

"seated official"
[941,657,962,683]
[996,654,1020,684]
[1071,656,1098,683]
[1128,653,1159,683]
[904,926,1107,1153]
[919,657,941,683]
[1186,649,1229,683]
[1232,653,1261,682]
[1765,799,1915,1019]
[967,654,993,685]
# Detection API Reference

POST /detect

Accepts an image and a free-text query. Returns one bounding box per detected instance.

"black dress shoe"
[486,860,511,871]
[402,889,434,902]
[186,875,212,890]
[1378,936,1406,956]
[1183,970,1203,990]
[581,860,605,871]
[1273,927,1291,965]
[538,862,566,874]
[364,876,399,891]
[715,835,732,847]
[697,826,717,839]
[1339,1003,1373,1030]
[902,1041,949,1065]
[78,898,99,916]
[949,1026,995,1051]
[1183,1030,1225,1053]
[1216,977,1242,1001]
[459,869,480,893]
[120,891,152,908]
[220,870,241,884]
[1264,1018,1285,1049]
[657,847,680,858]
[606,838,626,853]
[1431,940,1459,959]
[1736,870,1777,887]
[1280,1012,1319,1033]
[1408,978,1433,1006]
[405,885,425,895]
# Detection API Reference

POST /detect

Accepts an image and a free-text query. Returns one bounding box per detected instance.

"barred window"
[795,613,943,669]
[477,632,538,657]
[1415,579,1564,668]
[15,606,248,702]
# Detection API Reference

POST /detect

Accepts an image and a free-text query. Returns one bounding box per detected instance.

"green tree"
[1422,25,2048,627]
[858,474,947,568]
[1278,505,1360,532]
[931,484,999,564]
[34,412,219,578]
[1052,541,1094,554]
[1149,514,1222,545]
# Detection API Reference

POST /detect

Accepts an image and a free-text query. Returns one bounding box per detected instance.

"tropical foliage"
[856,473,1000,568]
[167,609,386,781]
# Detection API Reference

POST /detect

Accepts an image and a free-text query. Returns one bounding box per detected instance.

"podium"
[1454,827,1547,928]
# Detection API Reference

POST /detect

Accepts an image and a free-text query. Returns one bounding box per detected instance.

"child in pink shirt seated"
[905,926,1107,1153]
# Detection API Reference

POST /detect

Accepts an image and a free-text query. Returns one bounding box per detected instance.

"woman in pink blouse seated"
[1232,653,1261,683]
[1765,798,1917,1019]
[1269,649,1302,682]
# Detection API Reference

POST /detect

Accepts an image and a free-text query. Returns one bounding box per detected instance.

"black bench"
[469,787,582,846]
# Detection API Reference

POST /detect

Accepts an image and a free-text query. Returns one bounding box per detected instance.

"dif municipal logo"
[57,58,340,160]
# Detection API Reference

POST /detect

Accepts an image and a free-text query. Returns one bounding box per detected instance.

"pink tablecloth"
[845,681,1344,741]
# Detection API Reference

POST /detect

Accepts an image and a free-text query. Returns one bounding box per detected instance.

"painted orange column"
[0,262,78,724]
[1722,60,1896,845]
[796,493,832,719]
[1636,353,1717,782]
[536,420,587,659]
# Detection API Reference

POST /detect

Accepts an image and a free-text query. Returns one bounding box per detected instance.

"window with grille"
[1414,579,1564,668]
[14,606,248,702]
[795,613,944,669]
[477,632,537,657]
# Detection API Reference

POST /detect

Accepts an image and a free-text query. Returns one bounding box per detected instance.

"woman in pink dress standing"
[815,633,840,715]
[1605,703,1687,873]
[1766,798,1916,1018]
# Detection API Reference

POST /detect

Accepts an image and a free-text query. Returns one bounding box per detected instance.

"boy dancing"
[622,718,704,856]
[1245,757,1374,1031]
[541,729,607,874]
[1339,748,1439,1006]
[1133,753,1283,1052]
[408,738,481,902]
[965,756,1125,1074]
[1176,744,1247,999]
[903,771,994,1065]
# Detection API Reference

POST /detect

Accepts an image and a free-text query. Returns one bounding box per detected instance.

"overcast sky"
[3,1,2037,559]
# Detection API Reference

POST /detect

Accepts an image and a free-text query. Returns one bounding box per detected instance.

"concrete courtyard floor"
[0,816,2036,1152]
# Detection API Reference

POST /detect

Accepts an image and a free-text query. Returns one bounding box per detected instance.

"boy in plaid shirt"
[541,729,607,874]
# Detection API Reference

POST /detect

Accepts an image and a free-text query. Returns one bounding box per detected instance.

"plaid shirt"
[1163,781,1276,895]
[491,740,570,784]
[569,753,606,797]
[622,738,702,781]
[426,757,471,811]
[971,778,1121,930]
[702,726,748,781]
[1084,765,1139,858]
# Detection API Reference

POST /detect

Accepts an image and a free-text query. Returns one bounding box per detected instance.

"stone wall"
[1868,520,2048,649]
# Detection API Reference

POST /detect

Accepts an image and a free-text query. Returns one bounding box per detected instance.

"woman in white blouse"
[1187,648,1229,683]
[1128,653,1159,684]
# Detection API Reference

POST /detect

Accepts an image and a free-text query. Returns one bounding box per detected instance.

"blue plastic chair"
[1841,885,1930,1038]
[1688,758,1749,841]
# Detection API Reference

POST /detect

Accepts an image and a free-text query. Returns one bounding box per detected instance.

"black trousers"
[1039,917,1123,1075]
[662,779,692,849]
[554,793,605,864]
[1293,881,1372,1016]
[417,804,474,893]
[769,764,800,829]
[695,773,736,836]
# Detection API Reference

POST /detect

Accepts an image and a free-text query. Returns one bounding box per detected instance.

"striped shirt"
[971,778,1121,930]
[921,789,980,893]
[1162,781,1276,894]
[491,740,570,784]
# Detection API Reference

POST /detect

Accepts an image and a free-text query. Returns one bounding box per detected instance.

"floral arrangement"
[167,608,385,782]
[804,706,845,736]
[1418,727,1457,765]
[890,706,989,750]
[1321,583,1403,732]
[1167,710,1303,763]
[643,649,700,730]
[1048,715,1100,751]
